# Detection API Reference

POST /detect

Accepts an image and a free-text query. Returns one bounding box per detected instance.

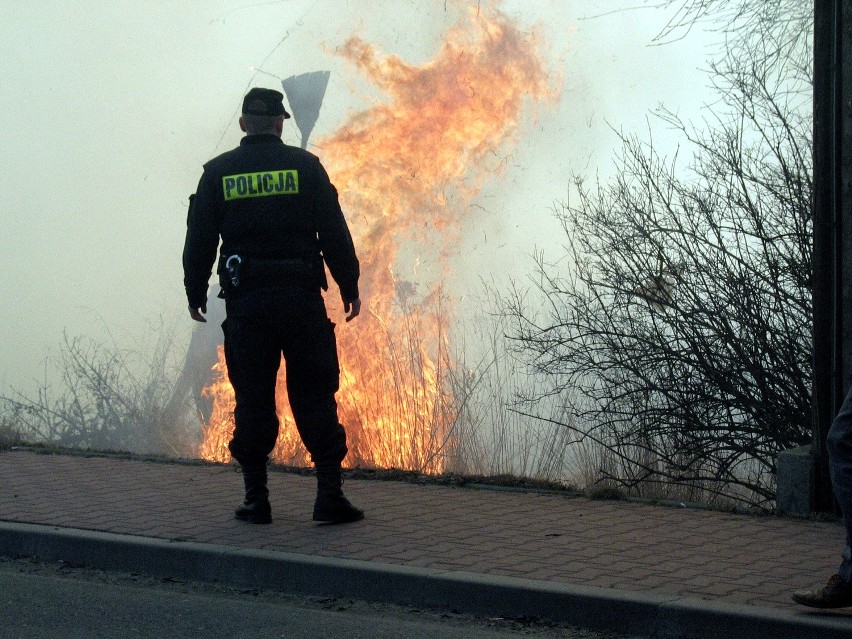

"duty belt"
[217,254,318,296]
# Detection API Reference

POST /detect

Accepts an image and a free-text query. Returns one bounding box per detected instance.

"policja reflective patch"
[222,170,299,201]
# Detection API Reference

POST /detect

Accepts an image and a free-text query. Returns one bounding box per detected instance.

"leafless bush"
[503,4,813,509]
[0,415,24,450]
[1,321,198,456]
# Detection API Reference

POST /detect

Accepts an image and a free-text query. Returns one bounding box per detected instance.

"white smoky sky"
[0,0,717,395]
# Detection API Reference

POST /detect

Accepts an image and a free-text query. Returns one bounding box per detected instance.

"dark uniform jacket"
[183,134,359,308]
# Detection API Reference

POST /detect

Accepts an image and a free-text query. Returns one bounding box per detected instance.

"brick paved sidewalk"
[0,448,847,614]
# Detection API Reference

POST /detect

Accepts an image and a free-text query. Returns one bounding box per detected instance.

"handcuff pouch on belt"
[217,254,243,298]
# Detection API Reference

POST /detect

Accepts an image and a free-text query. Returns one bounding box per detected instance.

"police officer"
[183,87,363,525]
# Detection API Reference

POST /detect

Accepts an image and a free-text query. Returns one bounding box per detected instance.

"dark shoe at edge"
[234,498,272,525]
[792,574,852,608]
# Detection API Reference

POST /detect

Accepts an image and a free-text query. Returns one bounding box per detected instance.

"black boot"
[235,464,272,524]
[313,465,364,524]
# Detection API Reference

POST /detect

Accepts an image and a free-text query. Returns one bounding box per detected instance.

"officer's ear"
[239,116,247,133]
[274,115,285,136]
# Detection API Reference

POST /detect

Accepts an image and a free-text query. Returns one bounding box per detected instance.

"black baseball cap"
[242,87,291,118]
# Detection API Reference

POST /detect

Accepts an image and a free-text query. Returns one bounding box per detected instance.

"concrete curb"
[1,521,849,639]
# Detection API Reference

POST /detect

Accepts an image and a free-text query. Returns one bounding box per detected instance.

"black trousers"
[222,286,348,468]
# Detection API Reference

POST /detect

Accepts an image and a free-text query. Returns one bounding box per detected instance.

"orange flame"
[199,4,553,472]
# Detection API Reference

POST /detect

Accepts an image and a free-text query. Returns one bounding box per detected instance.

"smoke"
[0,0,717,403]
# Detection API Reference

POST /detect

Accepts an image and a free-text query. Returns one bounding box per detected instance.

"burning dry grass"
[337,295,454,473]
[199,293,458,473]
[198,4,555,473]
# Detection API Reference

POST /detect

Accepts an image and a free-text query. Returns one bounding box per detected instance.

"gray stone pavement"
[1,448,851,638]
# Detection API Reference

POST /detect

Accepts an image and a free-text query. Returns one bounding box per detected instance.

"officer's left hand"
[189,304,207,323]
[344,298,361,322]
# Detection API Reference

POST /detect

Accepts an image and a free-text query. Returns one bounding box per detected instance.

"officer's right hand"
[189,304,207,323]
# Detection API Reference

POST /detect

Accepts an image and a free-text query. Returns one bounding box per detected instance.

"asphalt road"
[0,557,643,639]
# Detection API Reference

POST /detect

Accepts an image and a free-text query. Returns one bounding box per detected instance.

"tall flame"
[200,4,553,472]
